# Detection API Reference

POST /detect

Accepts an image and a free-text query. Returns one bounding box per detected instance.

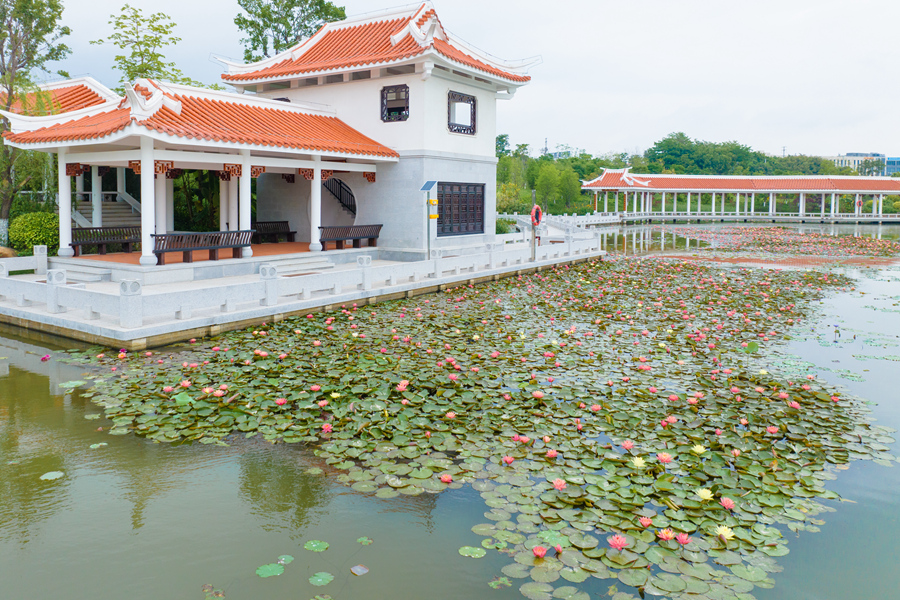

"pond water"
[1,224,899,600]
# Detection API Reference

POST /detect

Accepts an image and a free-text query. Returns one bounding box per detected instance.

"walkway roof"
[583,169,900,194]
[1,79,398,160]
[219,2,535,85]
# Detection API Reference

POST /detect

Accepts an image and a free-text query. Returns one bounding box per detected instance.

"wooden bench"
[151,230,254,266]
[252,221,296,244]
[318,224,383,250]
[71,226,141,256]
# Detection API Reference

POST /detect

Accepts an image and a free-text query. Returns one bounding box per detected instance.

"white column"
[661,192,666,214]
[219,177,228,231]
[57,148,74,257]
[879,194,884,216]
[139,137,157,266]
[228,176,238,231]
[91,165,102,227]
[820,193,825,217]
[240,150,253,257]
[830,193,836,216]
[687,192,692,215]
[711,193,716,216]
[751,193,755,215]
[604,191,608,213]
[633,191,638,214]
[855,193,861,216]
[166,177,174,231]
[75,173,84,203]
[799,193,805,217]
[614,192,619,213]
[154,172,166,235]
[872,194,877,216]
[116,167,125,196]
[309,158,323,251]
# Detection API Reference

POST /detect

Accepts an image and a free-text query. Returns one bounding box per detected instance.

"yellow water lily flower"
[696,488,714,501]
[667,329,674,334]
[632,456,646,468]
[658,343,666,348]
[472,335,480,341]
[330,392,341,399]
[691,445,707,455]
[714,525,735,540]
[759,369,768,375]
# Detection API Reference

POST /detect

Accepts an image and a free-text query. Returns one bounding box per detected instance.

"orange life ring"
[856,199,863,208]
[531,205,543,226]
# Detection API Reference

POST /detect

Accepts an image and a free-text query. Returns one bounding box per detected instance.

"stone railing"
[0,246,49,277]
[0,238,605,330]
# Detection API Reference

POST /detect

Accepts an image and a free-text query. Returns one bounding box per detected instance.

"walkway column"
[75,172,84,203]
[166,175,175,231]
[872,194,877,217]
[154,169,166,235]
[91,165,102,227]
[219,176,228,231]
[820,193,825,218]
[57,148,74,257]
[228,176,238,231]
[116,167,125,197]
[855,193,861,216]
[830,193,836,216]
[614,192,619,213]
[735,193,740,215]
[633,191,638,214]
[239,150,253,257]
[799,193,805,217]
[687,192,692,215]
[139,137,157,266]
[751,193,755,215]
[309,157,323,251]
[711,193,716,216]
[661,191,666,214]
[604,191,608,213]
[769,193,775,216]
[879,194,884,216]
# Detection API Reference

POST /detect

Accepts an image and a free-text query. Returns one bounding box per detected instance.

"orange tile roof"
[1,84,107,115]
[583,169,900,193]
[4,87,399,159]
[222,7,530,84]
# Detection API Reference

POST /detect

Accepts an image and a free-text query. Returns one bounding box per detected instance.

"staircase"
[324,178,356,216]
[72,199,141,227]
[268,254,335,277]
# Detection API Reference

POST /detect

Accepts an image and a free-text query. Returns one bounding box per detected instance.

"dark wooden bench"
[71,226,141,256]
[252,221,296,243]
[151,230,254,266]
[318,224,383,250]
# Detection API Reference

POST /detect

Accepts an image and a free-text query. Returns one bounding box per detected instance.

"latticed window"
[381,85,409,122]
[437,182,484,236]
[447,91,476,135]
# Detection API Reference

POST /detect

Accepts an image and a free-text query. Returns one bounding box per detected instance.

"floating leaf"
[277,555,294,564]
[39,471,64,481]
[350,564,369,576]
[520,582,554,600]
[304,540,329,552]
[309,572,334,587]
[89,443,107,449]
[459,546,487,558]
[256,563,284,578]
[357,536,373,546]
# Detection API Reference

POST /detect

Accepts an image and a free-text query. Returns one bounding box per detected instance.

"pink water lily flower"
[440,474,453,483]
[532,546,547,558]
[657,528,675,541]
[502,456,514,465]
[607,534,629,551]
[675,533,692,545]
[310,384,321,392]
[275,398,287,406]
[720,497,736,510]
[622,440,634,450]
[545,449,558,459]
[552,478,567,490]
[766,426,779,434]
[638,517,653,528]
[657,452,673,464]
[532,391,544,399]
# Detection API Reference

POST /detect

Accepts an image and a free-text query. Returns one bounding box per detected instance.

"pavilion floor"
[72,242,320,266]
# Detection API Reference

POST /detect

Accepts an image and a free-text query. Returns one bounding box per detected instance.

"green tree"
[495,133,510,158]
[235,0,346,62]
[513,143,530,158]
[0,0,71,246]
[535,163,559,204]
[91,4,207,92]
[858,159,885,177]
[558,167,582,209]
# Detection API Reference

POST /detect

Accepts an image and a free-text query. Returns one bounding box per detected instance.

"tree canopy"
[235,0,346,62]
[0,0,71,244]
[91,4,208,92]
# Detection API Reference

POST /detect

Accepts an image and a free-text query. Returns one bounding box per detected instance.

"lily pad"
[459,546,487,558]
[520,581,554,600]
[304,540,329,552]
[39,471,64,481]
[309,572,334,587]
[256,563,284,578]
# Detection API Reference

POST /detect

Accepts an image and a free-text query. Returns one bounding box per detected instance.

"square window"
[447,91,476,135]
[381,84,409,122]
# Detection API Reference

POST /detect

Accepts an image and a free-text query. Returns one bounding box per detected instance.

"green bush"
[496,219,515,235]
[9,212,60,256]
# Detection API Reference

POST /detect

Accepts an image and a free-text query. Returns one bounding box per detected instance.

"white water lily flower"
[696,488,714,501]
[632,456,646,468]
[658,343,666,348]
[759,369,768,375]
[691,445,707,455]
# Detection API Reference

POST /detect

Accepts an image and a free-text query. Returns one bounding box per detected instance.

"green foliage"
[9,212,59,255]
[557,167,582,209]
[91,4,211,91]
[235,0,346,62]
[535,163,558,203]
[0,0,71,236]
[497,182,527,214]
[858,158,885,177]
[495,134,510,158]
[495,218,515,235]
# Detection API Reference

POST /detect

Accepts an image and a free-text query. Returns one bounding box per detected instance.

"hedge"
[9,212,60,256]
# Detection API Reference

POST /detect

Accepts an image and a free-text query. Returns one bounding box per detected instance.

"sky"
[51,0,899,158]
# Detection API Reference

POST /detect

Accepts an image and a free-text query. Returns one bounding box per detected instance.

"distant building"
[824,153,886,176]
[886,157,900,177]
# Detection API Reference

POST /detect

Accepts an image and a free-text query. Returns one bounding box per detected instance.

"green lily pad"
[520,582,554,600]
[39,471,64,481]
[304,540,329,552]
[459,546,487,558]
[277,555,294,564]
[357,536,373,546]
[309,572,334,586]
[256,563,284,578]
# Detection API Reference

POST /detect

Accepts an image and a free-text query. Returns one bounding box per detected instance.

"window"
[437,182,484,236]
[381,85,409,122]
[448,91,476,135]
